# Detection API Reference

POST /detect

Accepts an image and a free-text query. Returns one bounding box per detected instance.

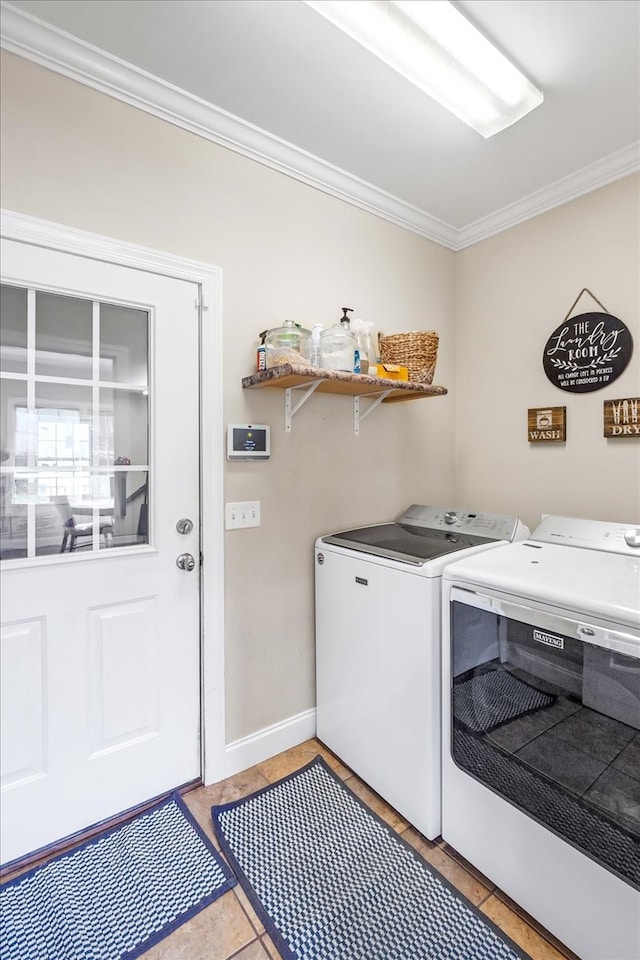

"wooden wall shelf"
[242,364,447,433]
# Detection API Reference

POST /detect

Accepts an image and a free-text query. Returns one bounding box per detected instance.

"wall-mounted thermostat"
[227,423,270,461]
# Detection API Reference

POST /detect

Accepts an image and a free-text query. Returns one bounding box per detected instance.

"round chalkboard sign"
[543,312,633,393]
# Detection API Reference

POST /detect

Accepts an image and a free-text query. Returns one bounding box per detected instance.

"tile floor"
[137,738,581,960]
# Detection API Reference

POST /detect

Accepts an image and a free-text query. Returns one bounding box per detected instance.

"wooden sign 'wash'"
[528,407,566,443]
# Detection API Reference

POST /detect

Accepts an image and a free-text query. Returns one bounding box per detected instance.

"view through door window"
[0,284,150,560]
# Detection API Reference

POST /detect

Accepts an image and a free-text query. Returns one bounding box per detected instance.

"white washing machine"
[441,515,640,960]
[315,504,529,840]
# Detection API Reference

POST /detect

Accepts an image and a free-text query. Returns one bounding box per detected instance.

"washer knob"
[624,528,640,548]
[444,511,458,525]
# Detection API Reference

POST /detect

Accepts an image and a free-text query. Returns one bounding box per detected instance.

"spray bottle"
[311,324,323,367]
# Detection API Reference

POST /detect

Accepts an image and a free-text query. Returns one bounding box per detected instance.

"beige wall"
[454,176,640,533]
[0,53,456,742]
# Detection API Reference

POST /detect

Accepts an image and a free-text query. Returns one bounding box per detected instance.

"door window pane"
[0,285,28,374]
[36,497,69,556]
[97,388,148,469]
[106,469,149,549]
[35,292,93,379]
[35,489,117,556]
[100,304,148,385]
[1,379,27,468]
[0,473,27,559]
[1,379,27,559]
[33,384,94,490]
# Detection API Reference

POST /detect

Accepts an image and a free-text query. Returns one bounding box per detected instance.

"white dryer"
[441,516,640,960]
[315,504,529,840]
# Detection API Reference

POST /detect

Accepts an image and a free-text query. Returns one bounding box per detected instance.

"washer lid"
[321,522,493,566]
[320,505,528,565]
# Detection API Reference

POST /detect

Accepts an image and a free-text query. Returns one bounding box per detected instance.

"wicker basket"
[378,330,439,384]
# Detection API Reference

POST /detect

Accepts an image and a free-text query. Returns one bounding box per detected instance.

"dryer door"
[448,587,640,890]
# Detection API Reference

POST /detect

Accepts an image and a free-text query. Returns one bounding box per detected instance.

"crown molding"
[2,3,638,252]
[456,141,640,249]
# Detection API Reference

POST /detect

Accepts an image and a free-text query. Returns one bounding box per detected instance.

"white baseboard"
[223,708,317,779]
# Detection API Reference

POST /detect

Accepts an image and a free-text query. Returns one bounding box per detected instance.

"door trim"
[0,208,225,786]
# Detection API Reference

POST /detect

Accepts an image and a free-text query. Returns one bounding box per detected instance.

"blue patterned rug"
[212,757,533,960]
[1,793,236,960]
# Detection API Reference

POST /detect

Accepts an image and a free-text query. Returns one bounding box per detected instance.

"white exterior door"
[0,236,202,865]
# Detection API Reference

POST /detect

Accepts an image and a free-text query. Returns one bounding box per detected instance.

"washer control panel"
[398,505,528,542]
[531,515,640,555]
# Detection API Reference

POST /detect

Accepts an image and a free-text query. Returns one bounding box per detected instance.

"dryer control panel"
[531,515,640,555]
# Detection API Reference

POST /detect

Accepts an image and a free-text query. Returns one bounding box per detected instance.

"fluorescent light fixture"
[304,0,543,137]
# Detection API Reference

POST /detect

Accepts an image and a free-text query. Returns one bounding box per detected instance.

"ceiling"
[2,0,639,248]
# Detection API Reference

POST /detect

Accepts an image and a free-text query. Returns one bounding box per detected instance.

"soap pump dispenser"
[339,307,359,371]
[339,307,354,328]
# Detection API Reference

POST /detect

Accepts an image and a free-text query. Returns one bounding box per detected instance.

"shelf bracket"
[354,390,393,435]
[285,381,322,432]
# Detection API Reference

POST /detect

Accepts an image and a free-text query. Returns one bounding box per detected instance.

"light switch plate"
[225,501,261,529]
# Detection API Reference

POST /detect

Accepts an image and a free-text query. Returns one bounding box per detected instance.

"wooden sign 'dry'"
[528,406,566,443]
[604,398,639,438]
